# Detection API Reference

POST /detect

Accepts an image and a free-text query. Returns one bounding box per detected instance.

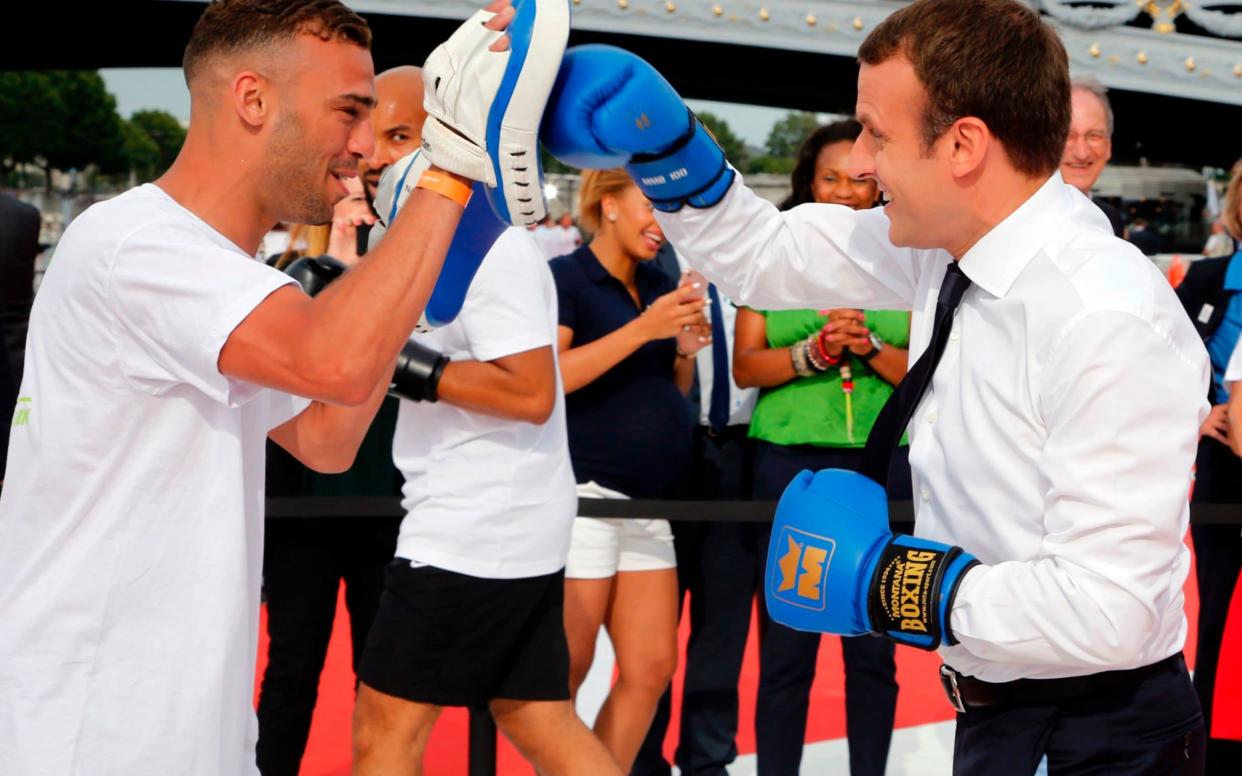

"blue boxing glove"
[764,469,980,651]
[371,151,507,331]
[541,45,734,212]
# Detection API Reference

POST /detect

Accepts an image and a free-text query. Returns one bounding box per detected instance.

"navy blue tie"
[707,284,731,434]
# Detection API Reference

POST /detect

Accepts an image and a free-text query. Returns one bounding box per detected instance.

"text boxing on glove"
[541,45,734,212]
[764,469,980,651]
[390,339,449,403]
[420,0,570,225]
[284,255,347,298]
[371,150,507,331]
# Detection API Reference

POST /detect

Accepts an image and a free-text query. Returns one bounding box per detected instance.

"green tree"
[130,109,186,175]
[0,71,65,183]
[765,111,821,159]
[696,111,748,170]
[745,155,795,176]
[117,118,161,181]
[44,71,126,190]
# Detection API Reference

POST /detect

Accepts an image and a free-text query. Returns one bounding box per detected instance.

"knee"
[618,650,677,698]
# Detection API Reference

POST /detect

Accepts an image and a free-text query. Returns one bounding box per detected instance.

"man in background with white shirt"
[541,0,1209,772]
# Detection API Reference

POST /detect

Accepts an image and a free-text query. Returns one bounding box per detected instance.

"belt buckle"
[939,664,968,713]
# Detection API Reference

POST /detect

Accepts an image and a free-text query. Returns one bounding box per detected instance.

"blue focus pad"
[422,181,506,329]
[764,469,891,638]
[627,113,734,212]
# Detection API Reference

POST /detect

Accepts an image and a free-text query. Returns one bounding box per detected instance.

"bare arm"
[556,285,707,394]
[269,368,393,473]
[556,323,646,394]
[862,344,910,386]
[674,351,695,395]
[219,185,464,406]
[437,345,557,424]
[732,307,795,389]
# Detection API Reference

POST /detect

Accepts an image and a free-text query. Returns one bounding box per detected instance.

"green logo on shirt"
[12,397,30,427]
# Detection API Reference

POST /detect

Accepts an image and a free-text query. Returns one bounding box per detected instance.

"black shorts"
[358,560,570,708]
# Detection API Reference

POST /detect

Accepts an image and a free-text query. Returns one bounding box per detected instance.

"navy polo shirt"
[550,245,692,499]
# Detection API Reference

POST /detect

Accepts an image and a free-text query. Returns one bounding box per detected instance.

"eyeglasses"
[1066,130,1110,150]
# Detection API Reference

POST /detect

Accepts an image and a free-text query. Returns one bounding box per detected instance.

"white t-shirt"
[0,184,308,775]
[553,224,582,258]
[1226,337,1242,384]
[392,228,576,579]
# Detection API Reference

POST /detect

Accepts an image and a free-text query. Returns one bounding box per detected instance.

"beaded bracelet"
[790,340,816,377]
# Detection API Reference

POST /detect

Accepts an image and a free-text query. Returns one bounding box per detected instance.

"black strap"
[861,262,972,485]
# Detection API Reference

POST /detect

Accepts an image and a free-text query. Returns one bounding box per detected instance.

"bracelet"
[676,346,695,359]
[805,336,830,372]
[415,169,473,208]
[789,340,815,377]
[815,330,845,368]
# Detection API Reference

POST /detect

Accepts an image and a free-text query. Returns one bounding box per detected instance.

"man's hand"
[1200,403,1231,446]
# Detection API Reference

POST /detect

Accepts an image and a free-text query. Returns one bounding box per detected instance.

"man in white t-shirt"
[351,227,620,775]
[556,211,584,256]
[0,2,524,774]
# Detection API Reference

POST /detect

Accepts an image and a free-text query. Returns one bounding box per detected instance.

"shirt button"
[921,489,931,503]
[950,328,960,342]
[926,411,938,424]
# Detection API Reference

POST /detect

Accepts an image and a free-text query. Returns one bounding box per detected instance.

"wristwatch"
[860,332,885,362]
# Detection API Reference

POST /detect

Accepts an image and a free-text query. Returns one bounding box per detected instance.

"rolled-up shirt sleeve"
[654,171,923,312]
[949,310,1207,670]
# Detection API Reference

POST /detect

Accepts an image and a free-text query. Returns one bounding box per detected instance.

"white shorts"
[565,481,677,579]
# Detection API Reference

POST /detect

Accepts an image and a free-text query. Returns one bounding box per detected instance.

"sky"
[99,67,802,149]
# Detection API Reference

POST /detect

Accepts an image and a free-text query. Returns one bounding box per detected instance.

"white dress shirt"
[657,172,1209,682]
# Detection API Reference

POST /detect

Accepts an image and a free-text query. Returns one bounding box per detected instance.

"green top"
[748,309,911,448]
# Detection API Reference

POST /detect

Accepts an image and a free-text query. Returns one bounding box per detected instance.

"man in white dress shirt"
[540,0,1210,772]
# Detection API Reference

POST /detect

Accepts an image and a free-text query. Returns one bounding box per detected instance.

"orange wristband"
[415,170,473,208]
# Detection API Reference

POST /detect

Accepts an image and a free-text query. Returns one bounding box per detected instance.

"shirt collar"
[1225,250,1242,291]
[957,172,1106,299]
[578,246,664,292]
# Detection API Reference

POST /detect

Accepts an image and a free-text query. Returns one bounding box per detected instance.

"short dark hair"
[857,0,1070,178]
[779,119,863,211]
[183,0,371,84]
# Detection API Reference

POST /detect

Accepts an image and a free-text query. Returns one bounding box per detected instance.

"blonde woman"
[549,168,708,771]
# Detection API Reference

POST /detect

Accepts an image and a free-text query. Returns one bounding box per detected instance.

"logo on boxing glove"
[772,526,836,611]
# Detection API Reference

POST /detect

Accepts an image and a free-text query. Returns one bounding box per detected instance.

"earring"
[607,211,618,222]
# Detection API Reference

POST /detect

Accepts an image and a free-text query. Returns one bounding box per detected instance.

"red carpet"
[255,539,1200,775]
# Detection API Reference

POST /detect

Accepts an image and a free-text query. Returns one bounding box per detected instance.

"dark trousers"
[1190,437,1242,775]
[256,516,400,776]
[952,655,1205,775]
[634,427,756,776]
[752,442,910,776]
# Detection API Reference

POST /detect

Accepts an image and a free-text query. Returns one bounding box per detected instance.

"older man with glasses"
[1060,76,1125,237]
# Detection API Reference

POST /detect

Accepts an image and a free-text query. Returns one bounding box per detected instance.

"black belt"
[939,653,1184,713]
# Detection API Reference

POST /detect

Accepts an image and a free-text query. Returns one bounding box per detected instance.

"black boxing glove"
[284,255,347,298]
[390,339,450,403]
